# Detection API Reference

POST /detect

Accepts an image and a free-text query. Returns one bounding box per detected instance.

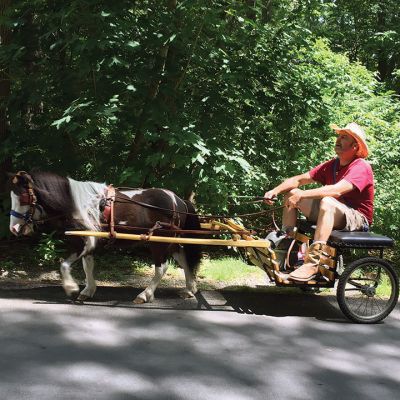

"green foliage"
[312,0,400,93]
[35,232,65,266]
[0,0,399,243]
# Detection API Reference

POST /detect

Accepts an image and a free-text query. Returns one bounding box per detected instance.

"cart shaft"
[65,230,271,248]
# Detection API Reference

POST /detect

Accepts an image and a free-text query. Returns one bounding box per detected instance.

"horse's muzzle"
[11,223,34,236]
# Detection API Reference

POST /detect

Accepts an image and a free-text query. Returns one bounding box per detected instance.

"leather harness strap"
[12,171,38,224]
[102,187,181,241]
[106,185,116,239]
[163,189,180,227]
[140,221,164,241]
[139,191,180,242]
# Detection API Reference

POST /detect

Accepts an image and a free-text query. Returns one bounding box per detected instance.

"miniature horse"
[9,170,202,303]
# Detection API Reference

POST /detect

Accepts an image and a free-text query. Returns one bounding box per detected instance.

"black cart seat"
[327,231,394,249]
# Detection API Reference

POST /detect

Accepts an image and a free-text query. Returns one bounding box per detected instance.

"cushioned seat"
[327,231,394,248]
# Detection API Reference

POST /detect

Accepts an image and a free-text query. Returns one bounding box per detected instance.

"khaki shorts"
[309,198,369,232]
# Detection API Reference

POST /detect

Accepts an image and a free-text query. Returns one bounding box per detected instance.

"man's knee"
[284,188,301,200]
[319,196,338,213]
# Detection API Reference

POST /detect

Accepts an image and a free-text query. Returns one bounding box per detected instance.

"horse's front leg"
[77,254,97,301]
[133,262,168,304]
[61,237,97,300]
[60,253,80,297]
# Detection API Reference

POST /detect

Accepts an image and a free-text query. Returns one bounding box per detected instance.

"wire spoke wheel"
[337,257,399,323]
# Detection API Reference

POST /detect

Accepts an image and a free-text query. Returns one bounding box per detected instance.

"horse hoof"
[64,283,80,298]
[133,297,146,304]
[179,290,195,299]
[77,294,90,301]
[66,289,80,300]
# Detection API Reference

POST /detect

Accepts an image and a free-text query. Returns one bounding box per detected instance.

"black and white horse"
[9,170,201,303]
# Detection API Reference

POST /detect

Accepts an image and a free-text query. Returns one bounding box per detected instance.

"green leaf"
[127,41,140,48]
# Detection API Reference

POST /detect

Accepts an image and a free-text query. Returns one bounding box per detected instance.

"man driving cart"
[264,122,373,282]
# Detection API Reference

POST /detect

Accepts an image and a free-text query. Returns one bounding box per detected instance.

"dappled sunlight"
[367,343,400,357]
[53,363,154,392]
[162,375,265,400]
[55,315,130,347]
[316,349,375,374]
[0,292,399,399]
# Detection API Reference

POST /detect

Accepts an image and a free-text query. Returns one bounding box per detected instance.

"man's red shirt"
[309,158,374,225]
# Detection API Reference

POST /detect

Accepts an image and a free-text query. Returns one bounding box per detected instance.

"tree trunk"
[124,0,177,167]
[376,5,389,82]
[0,0,12,193]
[261,0,273,23]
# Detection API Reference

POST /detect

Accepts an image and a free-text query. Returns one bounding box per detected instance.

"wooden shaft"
[65,230,271,248]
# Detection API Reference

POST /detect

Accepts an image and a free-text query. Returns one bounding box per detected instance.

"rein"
[114,195,284,220]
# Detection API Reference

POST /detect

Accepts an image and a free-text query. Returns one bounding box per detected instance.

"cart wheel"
[337,257,399,324]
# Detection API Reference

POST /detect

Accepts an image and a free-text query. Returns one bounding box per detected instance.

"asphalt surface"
[0,284,399,400]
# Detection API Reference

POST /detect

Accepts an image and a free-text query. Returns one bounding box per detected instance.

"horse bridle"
[10,171,42,229]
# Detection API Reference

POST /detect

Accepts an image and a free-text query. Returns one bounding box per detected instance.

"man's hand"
[263,190,277,205]
[286,190,303,209]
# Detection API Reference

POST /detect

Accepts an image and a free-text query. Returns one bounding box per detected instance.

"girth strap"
[106,185,116,239]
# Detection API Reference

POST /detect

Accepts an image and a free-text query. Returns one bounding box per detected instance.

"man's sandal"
[288,265,319,282]
[275,271,290,283]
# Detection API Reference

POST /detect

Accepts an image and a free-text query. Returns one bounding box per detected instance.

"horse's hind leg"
[133,262,168,304]
[60,253,80,297]
[172,248,198,299]
[77,254,97,301]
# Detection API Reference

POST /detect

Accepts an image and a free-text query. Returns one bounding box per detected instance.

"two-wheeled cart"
[66,218,399,323]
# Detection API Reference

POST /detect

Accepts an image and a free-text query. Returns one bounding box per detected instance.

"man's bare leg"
[282,189,315,230]
[288,196,347,281]
[313,197,347,241]
[283,190,347,235]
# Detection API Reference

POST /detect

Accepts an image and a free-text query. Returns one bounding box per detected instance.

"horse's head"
[9,171,43,236]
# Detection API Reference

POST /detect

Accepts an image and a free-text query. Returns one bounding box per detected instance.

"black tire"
[337,257,399,324]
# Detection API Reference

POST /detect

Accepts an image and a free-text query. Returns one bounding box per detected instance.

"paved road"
[0,284,399,400]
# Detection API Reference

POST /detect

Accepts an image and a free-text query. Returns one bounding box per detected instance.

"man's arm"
[286,179,354,209]
[301,179,354,199]
[264,172,315,203]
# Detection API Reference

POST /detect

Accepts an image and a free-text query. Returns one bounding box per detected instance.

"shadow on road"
[0,283,346,322]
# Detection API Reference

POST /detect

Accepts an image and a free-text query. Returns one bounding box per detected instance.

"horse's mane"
[30,171,106,231]
[30,171,74,215]
[68,178,106,231]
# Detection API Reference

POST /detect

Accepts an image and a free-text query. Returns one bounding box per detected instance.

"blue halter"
[10,204,44,223]
[10,209,32,221]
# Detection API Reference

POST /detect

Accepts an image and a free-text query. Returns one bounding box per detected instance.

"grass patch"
[93,251,151,282]
[198,257,265,284]
[375,274,396,297]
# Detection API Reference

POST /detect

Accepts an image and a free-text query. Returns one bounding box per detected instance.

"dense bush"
[1,1,399,242]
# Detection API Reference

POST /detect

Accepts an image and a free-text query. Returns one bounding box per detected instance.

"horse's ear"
[11,171,33,186]
[22,172,34,184]
[11,174,22,185]
[7,172,20,185]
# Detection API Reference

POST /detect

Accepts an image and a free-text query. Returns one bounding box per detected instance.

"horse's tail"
[182,200,202,277]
